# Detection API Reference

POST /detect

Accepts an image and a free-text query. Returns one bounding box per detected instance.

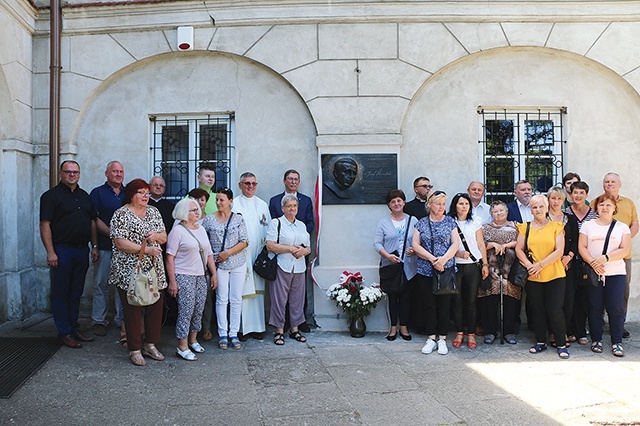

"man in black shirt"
[148,176,175,234]
[404,176,431,219]
[40,161,99,348]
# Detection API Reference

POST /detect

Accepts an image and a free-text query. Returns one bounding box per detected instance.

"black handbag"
[432,266,458,295]
[508,222,531,288]
[253,219,281,281]
[379,216,412,294]
[577,220,617,287]
[427,218,458,295]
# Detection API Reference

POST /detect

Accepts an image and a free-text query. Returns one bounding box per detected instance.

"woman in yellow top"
[515,195,568,359]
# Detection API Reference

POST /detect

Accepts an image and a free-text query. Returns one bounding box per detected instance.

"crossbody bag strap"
[524,222,531,257]
[179,223,207,271]
[602,219,617,255]
[400,215,412,260]
[220,212,234,252]
[456,223,479,263]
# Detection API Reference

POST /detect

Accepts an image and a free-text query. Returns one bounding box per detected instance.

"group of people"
[375,173,637,359]
[40,161,315,366]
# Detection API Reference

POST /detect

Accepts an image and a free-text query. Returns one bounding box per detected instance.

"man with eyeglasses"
[404,176,431,219]
[40,161,99,348]
[90,161,126,337]
[269,169,315,331]
[467,181,492,225]
[233,172,271,340]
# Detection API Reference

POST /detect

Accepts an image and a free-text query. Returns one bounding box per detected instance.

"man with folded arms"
[40,161,99,348]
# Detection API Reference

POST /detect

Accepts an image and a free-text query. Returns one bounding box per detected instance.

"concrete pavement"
[1,314,640,425]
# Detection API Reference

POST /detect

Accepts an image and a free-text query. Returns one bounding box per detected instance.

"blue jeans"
[92,250,123,326]
[587,274,626,344]
[51,245,89,336]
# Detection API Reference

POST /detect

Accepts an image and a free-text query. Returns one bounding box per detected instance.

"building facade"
[2,0,640,329]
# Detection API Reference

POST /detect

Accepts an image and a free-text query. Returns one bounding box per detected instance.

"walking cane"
[498,254,505,345]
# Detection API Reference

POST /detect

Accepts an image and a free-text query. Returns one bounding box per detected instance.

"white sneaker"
[421,339,437,354]
[437,339,448,355]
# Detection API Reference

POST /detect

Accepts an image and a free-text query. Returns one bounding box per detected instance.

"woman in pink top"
[166,198,218,361]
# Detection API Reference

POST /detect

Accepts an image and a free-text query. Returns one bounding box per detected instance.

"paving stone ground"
[2,314,640,425]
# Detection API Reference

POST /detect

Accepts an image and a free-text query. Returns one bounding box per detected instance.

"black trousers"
[452,263,481,333]
[526,278,567,346]
[417,274,452,337]
[387,274,412,327]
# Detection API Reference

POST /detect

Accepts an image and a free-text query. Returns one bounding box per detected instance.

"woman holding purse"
[166,198,218,361]
[449,193,488,349]
[374,189,418,341]
[412,191,460,355]
[578,193,631,357]
[109,179,167,366]
[515,195,568,359]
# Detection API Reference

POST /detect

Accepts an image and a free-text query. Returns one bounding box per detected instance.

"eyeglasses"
[137,191,151,197]
[415,184,433,189]
[241,182,258,187]
[285,204,299,209]
[189,208,200,213]
[286,177,300,182]
[61,170,80,175]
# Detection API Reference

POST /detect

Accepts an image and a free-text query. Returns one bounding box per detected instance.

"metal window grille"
[478,107,566,204]
[150,114,234,200]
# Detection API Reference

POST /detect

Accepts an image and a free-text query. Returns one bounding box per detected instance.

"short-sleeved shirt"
[580,219,630,277]
[415,215,457,277]
[266,217,310,274]
[455,217,483,265]
[201,213,248,270]
[517,221,566,283]
[108,205,167,291]
[166,224,213,276]
[91,182,126,250]
[613,196,638,260]
[40,182,97,246]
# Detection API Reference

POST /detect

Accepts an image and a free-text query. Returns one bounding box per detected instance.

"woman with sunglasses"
[202,187,249,350]
[412,191,460,355]
[449,193,488,349]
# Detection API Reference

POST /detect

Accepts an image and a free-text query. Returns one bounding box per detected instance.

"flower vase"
[349,317,366,338]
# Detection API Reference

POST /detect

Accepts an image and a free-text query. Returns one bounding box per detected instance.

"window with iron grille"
[150,114,234,201]
[478,107,566,204]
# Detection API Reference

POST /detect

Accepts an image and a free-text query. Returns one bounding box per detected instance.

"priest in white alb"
[233,172,270,340]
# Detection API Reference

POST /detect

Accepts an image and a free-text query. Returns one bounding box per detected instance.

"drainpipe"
[49,0,61,187]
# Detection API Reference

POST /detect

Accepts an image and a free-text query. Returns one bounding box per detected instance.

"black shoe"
[399,332,412,341]
[252,332,264,340]
[298,323,310,333]
[623,329,631,338]
[238,332,248,342]
[386,333,397,341]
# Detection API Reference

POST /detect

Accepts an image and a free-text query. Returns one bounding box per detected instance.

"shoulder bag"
[507,222,532,288]
[379,216,412,294]
[429,218,459,295]
[578,220,617,287]
[253,219,281,281]
[127,238,161,307]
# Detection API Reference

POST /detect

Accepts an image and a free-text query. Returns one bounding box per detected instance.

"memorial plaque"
[321,154,397,205]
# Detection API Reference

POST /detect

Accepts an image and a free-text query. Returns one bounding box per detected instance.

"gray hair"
[238,172,256,182]
[281,193,298,207]
[172,198,200,222]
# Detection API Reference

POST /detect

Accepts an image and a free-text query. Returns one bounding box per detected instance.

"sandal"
[129,350,146,366]
[452,332,464,348]
[176,347,197,361]
[529,343,548,354]
[229,336,242,350]
[202,330,213,342]
[591,341,603,353]
[578,337,589,345]
[289,330,307,343]
[218,336,228,350]
[504,334,517,345]
[141,344,165,361]
[568,335,577,343]
[467,334,477,349]
[612,343,624,357]
[188,341,205,353]
[119,338,128,349]
[274,332,285,346]
[557,347,570,359]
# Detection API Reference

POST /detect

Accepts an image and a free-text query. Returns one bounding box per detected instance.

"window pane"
[161,125,189,161]
[485,157,514,193]
[485,120,515,155]
[525,157,554,193]
[199,123,230,189]
[524,120,554,155]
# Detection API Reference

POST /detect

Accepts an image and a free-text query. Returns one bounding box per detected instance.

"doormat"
[0,337,62,398]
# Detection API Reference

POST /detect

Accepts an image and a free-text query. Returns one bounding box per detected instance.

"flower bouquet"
[326,271,384,321]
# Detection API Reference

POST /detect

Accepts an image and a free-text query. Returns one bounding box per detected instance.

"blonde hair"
[547,186,566,203]
[426,191,447,213]
[529,194,549,210]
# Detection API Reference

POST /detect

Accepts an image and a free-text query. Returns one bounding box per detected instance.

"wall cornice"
[2,0,37,35]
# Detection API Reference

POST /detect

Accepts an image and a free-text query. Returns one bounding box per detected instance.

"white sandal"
[176,347,197,361]
[188,341,205,353]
